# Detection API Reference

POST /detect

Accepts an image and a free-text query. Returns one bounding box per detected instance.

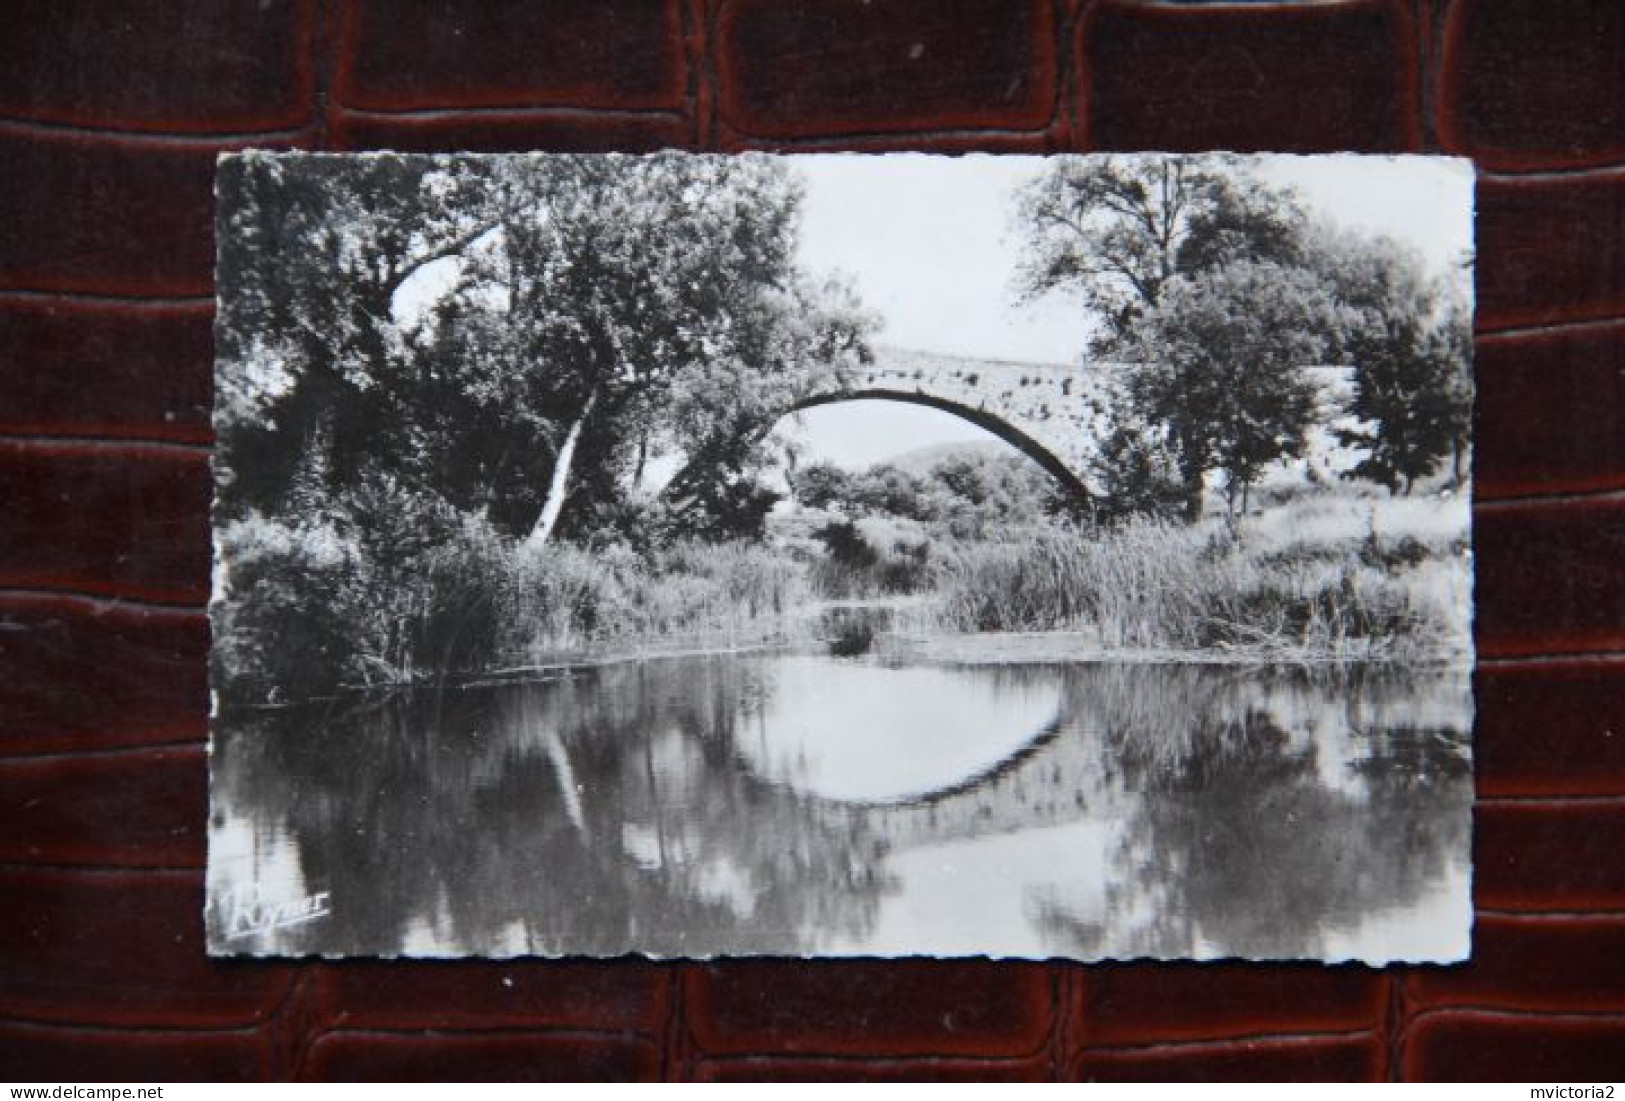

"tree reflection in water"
[209,656,1470,960]
[211,660,893,957]
[1030,664,1471,960]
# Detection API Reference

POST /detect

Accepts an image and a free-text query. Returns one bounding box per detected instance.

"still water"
[208,655,1473,961]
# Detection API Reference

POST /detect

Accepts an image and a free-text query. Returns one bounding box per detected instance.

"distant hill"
[875,440,1032,476]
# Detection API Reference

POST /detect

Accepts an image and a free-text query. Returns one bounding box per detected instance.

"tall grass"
[931,516,1465,660]
[803,520,934,599]
[500,538,812,662]
[218,491,1469,709]
[215,514,819,706]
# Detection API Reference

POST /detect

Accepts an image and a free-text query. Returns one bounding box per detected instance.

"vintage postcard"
[208,151,1474,961]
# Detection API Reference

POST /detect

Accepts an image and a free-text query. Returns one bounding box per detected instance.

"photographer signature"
[214,885,331,940]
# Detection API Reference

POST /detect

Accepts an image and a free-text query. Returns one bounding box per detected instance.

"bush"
[1359,532,1431,572]
[215,509,512,704]
[814,520,877,570]
[375,516,508,681]
[1089,421,1188,525]
[807,520,933,598]
[213,514,365,705]
[215,480,1468,710]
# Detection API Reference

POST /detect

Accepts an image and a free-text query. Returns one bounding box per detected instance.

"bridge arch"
[738,705,1100,853]
[659,347,1108,515]
[785,388,1092,500]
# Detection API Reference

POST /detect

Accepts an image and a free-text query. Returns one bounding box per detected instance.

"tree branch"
[387,222,499,296]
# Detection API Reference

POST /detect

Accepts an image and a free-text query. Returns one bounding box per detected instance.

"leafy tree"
[922,451,1064,532]
[656,274,875,533]
[812,519,878,571]
[1308,233,1473,494]
[215,154,499,519]
[929,453,993,507]
[475,155,870,548]
[790,461,854,512]
[789,447,1062,532]
[649,434,782,543]
[213,154,874,696]
[1433,290,1475,488]
[1013,155,1306,356]
[1087,396,1187,524]
[1123,261,1341,518]
[215,153,872,552]
[849,463,933,520]
[1012,155,1324,519]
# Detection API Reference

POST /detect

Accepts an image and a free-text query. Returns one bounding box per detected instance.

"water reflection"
[208,657,1472,961]
[736,656,1064,801]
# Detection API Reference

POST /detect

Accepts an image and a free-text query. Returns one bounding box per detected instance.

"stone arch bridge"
[662,343,1354,513]
[787,345,1115,498]
[660,345,1119,511]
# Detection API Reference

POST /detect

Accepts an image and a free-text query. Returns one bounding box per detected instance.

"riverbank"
[488,491,1472,673]
[214,484,1472,708]
[454,624,1470,695]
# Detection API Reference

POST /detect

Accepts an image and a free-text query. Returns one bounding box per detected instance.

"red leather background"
[3,0,1624,1082]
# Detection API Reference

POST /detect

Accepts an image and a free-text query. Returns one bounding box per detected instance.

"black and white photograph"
[207,151,1474,962]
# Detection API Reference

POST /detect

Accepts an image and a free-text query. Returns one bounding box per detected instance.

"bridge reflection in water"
[208,656,1471,962]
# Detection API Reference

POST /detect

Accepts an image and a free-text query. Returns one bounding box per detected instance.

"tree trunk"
[523,387,598,552]
[632,432,648,491]
[1180,462,1205,523]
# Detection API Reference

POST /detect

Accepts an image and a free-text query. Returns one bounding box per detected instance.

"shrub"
[807,520,934,598]
[213,514,367,705]
[1359,532,1431,572]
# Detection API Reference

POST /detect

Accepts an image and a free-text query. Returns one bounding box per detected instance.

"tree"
[486,155,870,548]
[1013,155,1306,356]
[922,451,1063,531]
[1087,395,1187,524]
[215,153,873,550]
[848,463,932,520]
[1124,261,1341,518]
[1308,233,1472,494]
[790,462,853,512]
[1012,155,1323,520]
[1433,290,1475,489]
[655,273,874,535]
[929,453,992,507]
[215,154,501,521]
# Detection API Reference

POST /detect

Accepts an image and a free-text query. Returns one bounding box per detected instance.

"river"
[207,654,1472,961]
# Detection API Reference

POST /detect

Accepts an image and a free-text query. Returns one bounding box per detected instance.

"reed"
[503,538,814,659]
[216,491,1469,710]
[930,516,1463,660]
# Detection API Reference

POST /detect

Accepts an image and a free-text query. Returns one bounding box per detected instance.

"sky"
[782,153,1475,470]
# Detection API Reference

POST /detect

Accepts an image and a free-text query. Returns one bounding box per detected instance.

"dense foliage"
[214,153,872,702]
[791,449,1062,531]
[217,152,872,545]
[1307,230,1474,493]
[1013,154,1473,518]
